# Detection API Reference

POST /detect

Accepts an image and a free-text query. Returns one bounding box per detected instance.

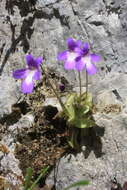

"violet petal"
[64,51,79,69]
[67,38,77,51]
[75,59,85,71]
[35,57,43,66]
[26,54,35,67]
[13,68,28,79]
[75,56,82,62]
[21,76,34,94]
[57,51,68,61]
[76,40,82,48]
[33,70,41,80]
[82,43,89,55]
[26,54,42,68]
[86,62,97,75]
[21,70,36,93]
[64,61,76,70]
[90,54,101,62]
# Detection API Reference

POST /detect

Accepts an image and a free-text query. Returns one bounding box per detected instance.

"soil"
[14,72,70,187]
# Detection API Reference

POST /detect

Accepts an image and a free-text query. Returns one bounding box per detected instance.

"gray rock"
[0,74,20,118]
[0,114,34,187]
[1,0,127,189]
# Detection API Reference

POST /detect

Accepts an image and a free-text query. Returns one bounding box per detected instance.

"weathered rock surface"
[0,114,34,187]
[0,0,127,189]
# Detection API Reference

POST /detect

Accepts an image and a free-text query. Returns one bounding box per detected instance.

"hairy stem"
[78,71,82,102]
[86,70,88,97]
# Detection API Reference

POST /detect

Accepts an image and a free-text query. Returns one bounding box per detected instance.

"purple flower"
[75,43,101,75]
[57,38,82,70]
[13,54,43,94]
[58,38,100,75]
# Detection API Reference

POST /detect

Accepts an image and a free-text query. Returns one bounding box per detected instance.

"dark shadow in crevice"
[106,5,121,15]
[53,7,70,29]
[63,125,105,159]
[0,101,30,126]
[0,0,54,75]
[81,126,105,158]
[42,105,68,147]
[0,43,6,60]
[112,89,123,102]
[44,105,105,158]
[0,14,35,75]
[6,0,37,16]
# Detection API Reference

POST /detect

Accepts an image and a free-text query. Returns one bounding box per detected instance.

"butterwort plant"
[57,38,100,148]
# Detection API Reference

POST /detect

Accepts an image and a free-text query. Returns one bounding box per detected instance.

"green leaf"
[74,117,95,128]
[82,106,90,114]
[68,140,74,148]
[28,166,50,190]
[63,92,95,129]
[63,180,90,190]
[24,167,33,190]
[81,93,93,109]
[65,93,76,122]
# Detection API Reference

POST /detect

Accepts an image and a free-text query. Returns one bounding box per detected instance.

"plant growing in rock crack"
[57,38,101,148]
[13,38,100,149]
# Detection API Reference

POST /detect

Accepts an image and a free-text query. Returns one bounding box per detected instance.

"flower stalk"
[85,70,88,97]
[78,71,82,103]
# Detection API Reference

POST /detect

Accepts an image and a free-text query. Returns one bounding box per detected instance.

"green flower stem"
[85,70,88,97]
[41,65,68,115]
[78,71,82,103]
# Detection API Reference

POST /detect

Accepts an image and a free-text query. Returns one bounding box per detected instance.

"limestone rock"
[1,0,127,189]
